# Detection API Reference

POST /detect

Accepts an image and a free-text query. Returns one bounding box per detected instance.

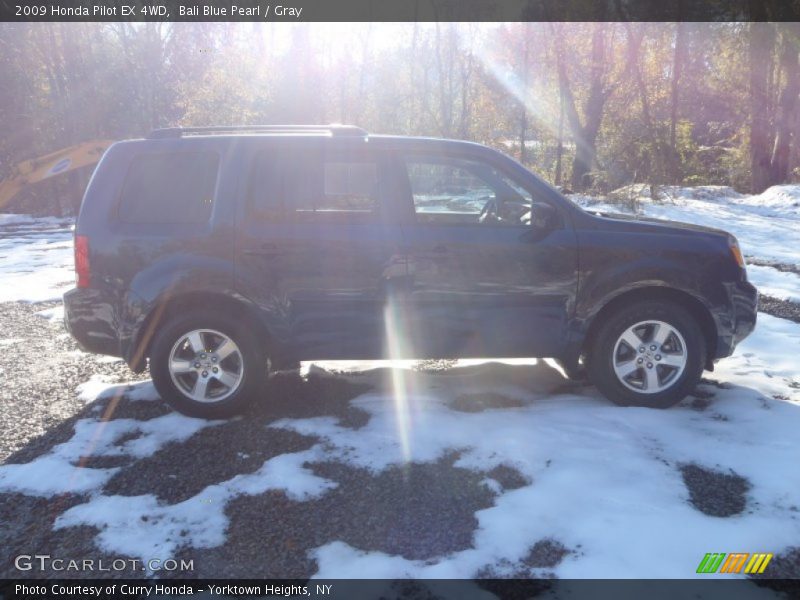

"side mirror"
[530,201,559,230]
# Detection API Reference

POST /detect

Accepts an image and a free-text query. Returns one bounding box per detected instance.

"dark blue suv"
[64,125,757,418]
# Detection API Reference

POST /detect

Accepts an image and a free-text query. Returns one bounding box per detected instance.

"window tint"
[405,156,533,226]
[118,152,218,224]
[249,149,379,220]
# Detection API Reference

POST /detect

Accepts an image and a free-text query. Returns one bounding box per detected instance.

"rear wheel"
[586,301,706,408]
[150,311,266,418]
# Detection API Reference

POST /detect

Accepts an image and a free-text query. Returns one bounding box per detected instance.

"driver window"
[404,157,532,226]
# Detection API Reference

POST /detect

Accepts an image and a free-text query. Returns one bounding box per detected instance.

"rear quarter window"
[117,152,219,224]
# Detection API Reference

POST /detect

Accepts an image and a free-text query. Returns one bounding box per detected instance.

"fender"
[120,255,275,371]
[577,259,726,324]
[561,250,732,370]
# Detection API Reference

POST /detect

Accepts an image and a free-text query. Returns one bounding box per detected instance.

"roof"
[147,125,368,139]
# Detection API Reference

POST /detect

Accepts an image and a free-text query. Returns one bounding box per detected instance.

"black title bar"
[1,578,796,600]
[2,0,800,22]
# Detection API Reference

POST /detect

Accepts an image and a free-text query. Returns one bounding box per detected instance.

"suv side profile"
[64,125,758,418]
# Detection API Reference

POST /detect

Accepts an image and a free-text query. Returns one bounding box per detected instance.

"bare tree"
[749,22,776,193]
[769,23,800,184]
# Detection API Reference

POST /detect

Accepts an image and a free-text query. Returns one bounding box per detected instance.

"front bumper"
[714,279,758,359]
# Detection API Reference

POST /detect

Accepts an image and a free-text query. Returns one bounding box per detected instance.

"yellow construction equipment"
[0,140,114,210]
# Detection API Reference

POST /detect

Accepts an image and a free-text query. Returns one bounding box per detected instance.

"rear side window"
[117,152,219,224]
[249,148,379,220]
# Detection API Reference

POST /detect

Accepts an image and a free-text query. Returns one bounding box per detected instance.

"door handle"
[243,243,282,257]
[413,245,448,261]
[396,245,447,258]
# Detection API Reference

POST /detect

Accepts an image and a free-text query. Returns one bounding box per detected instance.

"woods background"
[2,21,800,214]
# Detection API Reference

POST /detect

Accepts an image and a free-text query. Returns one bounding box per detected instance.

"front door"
[393,151,578,359]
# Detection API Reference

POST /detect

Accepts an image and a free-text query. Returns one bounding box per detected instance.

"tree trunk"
[570,24,607,191]
[749,22,776,193]
[769,24,800,184]
[571,143,595,191]
[554,86,564,187]
[518,24,530,163]
[669,22,686,150]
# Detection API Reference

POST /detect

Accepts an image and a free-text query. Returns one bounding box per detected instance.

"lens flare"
[383,295,415,463]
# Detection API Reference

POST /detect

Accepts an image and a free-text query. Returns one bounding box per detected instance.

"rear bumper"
[714,279,758,359]
[63,287,122,357]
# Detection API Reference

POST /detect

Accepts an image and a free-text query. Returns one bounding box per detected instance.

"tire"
[149,310,266,418]
[586,301,706,409]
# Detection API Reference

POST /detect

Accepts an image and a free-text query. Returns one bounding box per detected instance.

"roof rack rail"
[147,124,368,139]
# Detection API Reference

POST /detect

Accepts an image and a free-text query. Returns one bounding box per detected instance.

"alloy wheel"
[168,328,244,403]
[612,320,687,394]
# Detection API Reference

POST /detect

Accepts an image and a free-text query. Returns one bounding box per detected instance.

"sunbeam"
[382,295,416,463]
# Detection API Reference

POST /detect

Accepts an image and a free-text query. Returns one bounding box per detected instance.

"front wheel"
[150,311,266,418]
[586,301,706,409]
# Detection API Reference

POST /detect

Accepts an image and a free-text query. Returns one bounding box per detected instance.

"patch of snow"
[96,355,124,364]
[748,184,800,216]
[574,186,800,265]
[312,542,418,579]
[0,454,119,496]
[0,213,69,227]
[34,304,65,323]
[611,184,744,203]
[55,493,229,563]
[118,413,224,458]
[713,312,800,400]
[76,376,159,403]
[75,374,116,402]
[0,404,220,497]
[746,265,800,303]
[0,213,74,303]
[223,446,337,501]
[54,446,335,562]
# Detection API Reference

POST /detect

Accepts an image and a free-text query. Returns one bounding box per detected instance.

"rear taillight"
[75,234,90,288]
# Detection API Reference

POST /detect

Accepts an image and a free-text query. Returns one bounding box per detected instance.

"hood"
[587,209,730,238]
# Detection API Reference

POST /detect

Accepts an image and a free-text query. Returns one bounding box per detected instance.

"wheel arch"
[125,291,272,372]
[582,286,718,371]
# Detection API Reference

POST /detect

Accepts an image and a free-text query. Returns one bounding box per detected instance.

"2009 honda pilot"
[64,125,758,418]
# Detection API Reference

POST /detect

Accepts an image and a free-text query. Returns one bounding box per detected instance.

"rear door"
[393,150,578,358]
[235,137,409,359]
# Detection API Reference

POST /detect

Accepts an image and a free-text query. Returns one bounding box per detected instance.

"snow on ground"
[75,375,157,404]
[576,184,800,265]
[35,303,65,323]
[745,265,800,303]
[0,213,74,303]
[53,445,336,564]
[0,380,218,496]
[746,185,800,216]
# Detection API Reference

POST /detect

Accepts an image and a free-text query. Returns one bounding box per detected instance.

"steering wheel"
[479,198,500,223]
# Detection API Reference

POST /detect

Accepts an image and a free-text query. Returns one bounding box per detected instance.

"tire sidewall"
[588,301,706,408]
[150,311,265,418]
